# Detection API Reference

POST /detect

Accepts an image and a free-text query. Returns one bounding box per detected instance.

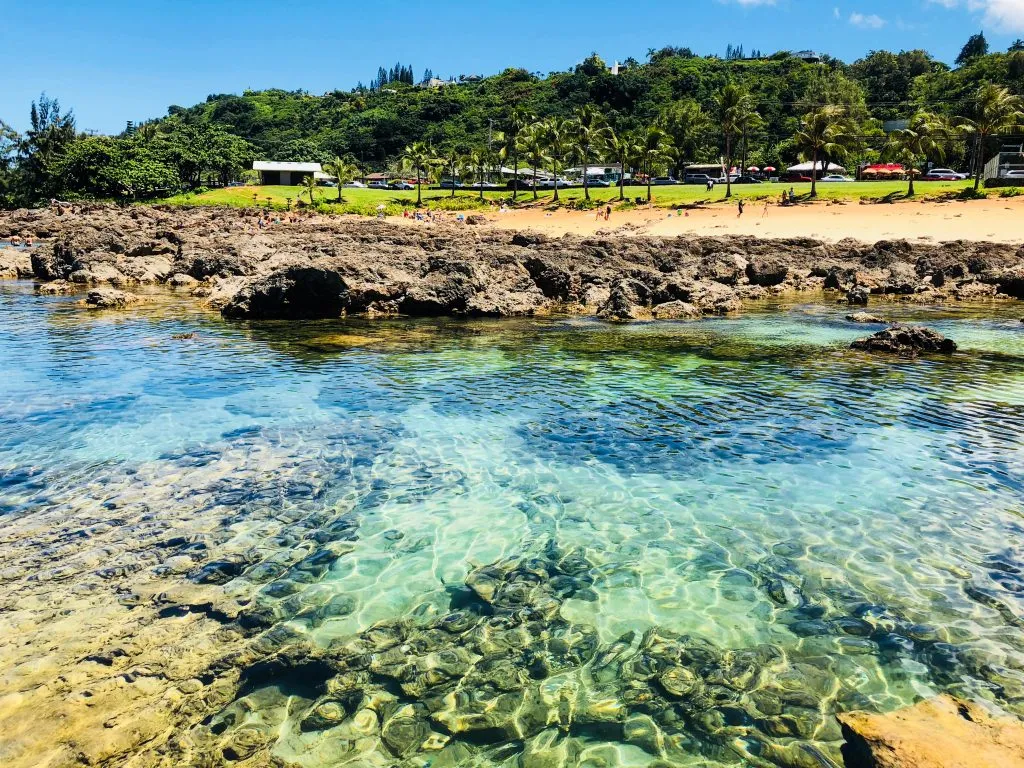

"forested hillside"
[1,35,1023,207]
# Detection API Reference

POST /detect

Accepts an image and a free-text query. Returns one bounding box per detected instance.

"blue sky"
[1,0,1022,135]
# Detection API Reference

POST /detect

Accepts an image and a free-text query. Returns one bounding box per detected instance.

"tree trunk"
[725,135,733,199]
[974,133,983,191]
[532,162,538,200]
[740,129,747,181]
[553,159,560,202]
[513,153,519,200]
[810,149,818,198]
[583,145,590,201]
[417,170,422,206]
[647,159,652,202]
[619,153,625,201]
[908,173,915,197]
[479,167,484,201]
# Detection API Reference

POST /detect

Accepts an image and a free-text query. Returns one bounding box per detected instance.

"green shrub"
[999,187,1021,198]
[957,187,988,200]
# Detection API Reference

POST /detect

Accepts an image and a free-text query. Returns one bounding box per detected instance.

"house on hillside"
[420,77,455,89]
[254,161,324,186]
[794,50,822,64]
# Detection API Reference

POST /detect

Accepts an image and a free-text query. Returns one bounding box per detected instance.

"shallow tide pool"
[1,282,1023,767]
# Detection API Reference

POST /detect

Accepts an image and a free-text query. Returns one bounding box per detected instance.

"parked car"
[319,180,338,187]
[227,181,247,187]
[684,173,713,185]
[923,168,967,181]
[783,174,813,183]
[467,181,502,189]
[583,177,611,187]
[820,175,853,182]
[368,181,389,189]
[342,181,366,188]
[651,177,678,185]
[506,179,534,190]
[389,181,415,190]
[538,178,571,189]
[1003,170,1024,178]
[438,180,463,189]
[733,175,763,184]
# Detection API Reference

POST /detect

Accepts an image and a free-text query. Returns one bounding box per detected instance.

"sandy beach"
[390,196,1024,243]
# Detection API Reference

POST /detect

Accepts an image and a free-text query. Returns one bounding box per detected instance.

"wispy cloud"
[849,11,887,28]
[927,0,1024,33]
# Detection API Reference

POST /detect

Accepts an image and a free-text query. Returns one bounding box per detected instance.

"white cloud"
[849,11,887,27]
[928,0,1024,33]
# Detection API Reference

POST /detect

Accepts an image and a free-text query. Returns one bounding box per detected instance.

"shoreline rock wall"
[2,204,1023,321]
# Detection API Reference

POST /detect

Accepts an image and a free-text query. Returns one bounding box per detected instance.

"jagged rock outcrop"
[4,204,1023,322]
[851,324,957,355]
[838,695,1024,768]
[0,247,32,279]
[221,266,348,319]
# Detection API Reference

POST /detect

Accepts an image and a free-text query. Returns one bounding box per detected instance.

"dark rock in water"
[84,288,141,309]
[851,324,956,356]
[838,694,1024,768]
[846,312,889,324]
[746,257,788,287]
[846,287,870,305]
[598,279,652,321]
[652,300,701,320]
[222,266,347,319]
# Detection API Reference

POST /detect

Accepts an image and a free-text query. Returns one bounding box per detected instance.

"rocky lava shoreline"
[2,204,1024,321]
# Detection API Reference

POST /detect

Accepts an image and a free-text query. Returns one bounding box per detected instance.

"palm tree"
[883,112,949,197]
[716,84,757,199]
[439,146,465,198]
[792,106,857,198]
[541,118,573,202]
[323,156,361,203]
[517,124,549,200]
[400,141,438,206]
[606,128,639,201]
[573,106,611,201]
[958,84,1024,190]
[638,127,675,203]
[659,99,710,178]
[504,108,532,200]
[465,148,489,201]
[299,175,317,206]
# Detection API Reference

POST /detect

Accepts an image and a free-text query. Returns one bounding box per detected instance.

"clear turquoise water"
[2,281,1024,767]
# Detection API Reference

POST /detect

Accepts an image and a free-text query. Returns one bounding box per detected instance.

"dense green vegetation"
[1,34,1022,209]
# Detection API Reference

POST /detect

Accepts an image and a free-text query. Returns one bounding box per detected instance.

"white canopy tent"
[787,161,846,173]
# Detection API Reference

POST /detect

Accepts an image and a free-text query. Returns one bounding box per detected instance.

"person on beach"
[737,199,745,218]
[605,205,611,221]
[781,190,788,206]
[762,200,770,218]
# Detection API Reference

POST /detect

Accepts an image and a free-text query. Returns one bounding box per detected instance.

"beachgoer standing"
[605,205,611,221]
[737,199,745,218]
[762,200,770,218]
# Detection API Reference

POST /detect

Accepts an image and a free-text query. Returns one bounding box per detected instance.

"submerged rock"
[851,324,956,356]
[846,287,870,305]
[846,312,889,324]
[84,288,142,309]
[838,695,1024,768]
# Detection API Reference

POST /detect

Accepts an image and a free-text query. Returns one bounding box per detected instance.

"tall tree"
[438,146,465,198]
[465,148,489,200]
[956,32,989,66]
[659,100,710,176]
[20,94,76,202]
[323,155,361,202]
[541,118,573,202]
[792,107,857,197]
[958,84,1024,190]
[503,107,531,200]
[638,126,674,202]
[606,128,639,201]
[716,85,757,198]
[399,141,437,206]
[517,124,549,201]
[883,112,949,196]
[572,105,610,201]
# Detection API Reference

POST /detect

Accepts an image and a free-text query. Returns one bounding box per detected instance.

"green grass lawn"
[160,179,990,215]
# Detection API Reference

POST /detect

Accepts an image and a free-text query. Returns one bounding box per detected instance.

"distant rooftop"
[253,161,323,173]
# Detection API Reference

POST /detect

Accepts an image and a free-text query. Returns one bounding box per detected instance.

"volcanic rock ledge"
[2,204,1024,320]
